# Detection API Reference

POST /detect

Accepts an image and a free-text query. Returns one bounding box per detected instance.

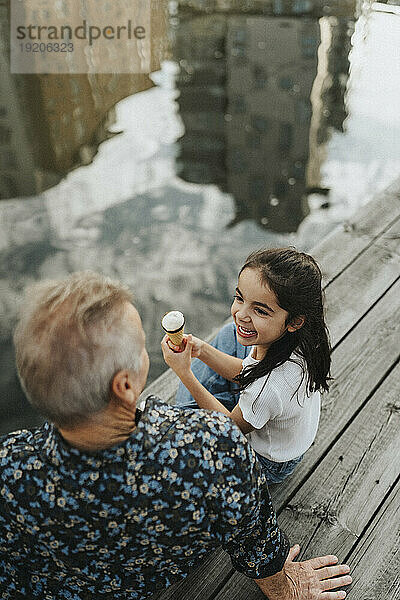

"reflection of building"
[0,1,168,201]
[175,16,228,188]
[225,17,319,232]
[318,17,354,138]
[175,11,353,232]
[308,16,354,188]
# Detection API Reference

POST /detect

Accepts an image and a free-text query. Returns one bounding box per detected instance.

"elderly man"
[0,272,351,599]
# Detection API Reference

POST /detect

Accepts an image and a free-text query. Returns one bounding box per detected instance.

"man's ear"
[111,370,136,407]
[287,316,305,333]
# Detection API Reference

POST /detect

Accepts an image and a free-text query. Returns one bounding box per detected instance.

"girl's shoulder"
[270,352,307,389]
[242,349,305,383]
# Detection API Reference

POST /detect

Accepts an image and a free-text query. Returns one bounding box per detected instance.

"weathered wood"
[213,363,400,600]
[279,364,400,555]
[139,368,180,408]
[325,216,400,347]
[345,481,400,600]
[312,177,400,286]
[270,277,400,510]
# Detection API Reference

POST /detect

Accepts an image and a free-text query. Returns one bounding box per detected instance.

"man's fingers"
[161,334,184,353]
[307,554,339,569]
[167,339,181,352]
[167,337,181,350]
[320,575,352,591]
[320,592,347,600]
[287,544,300,561]
[318,565,351,580]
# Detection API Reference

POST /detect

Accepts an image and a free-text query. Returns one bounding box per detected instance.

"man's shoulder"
[141,396,249,454]
[139,396,259,488]
[0,427,36,449]
[0,426,45,468]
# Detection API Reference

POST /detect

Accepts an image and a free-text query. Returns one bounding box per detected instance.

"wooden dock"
[145,180,400,600]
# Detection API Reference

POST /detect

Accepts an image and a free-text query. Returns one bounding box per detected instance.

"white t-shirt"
[238,350,320,462]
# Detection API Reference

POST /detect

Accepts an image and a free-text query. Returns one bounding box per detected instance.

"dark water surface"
[1,1,400,434]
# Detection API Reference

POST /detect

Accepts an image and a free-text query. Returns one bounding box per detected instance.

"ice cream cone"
[161,311,186,349]
[166,327,185,347]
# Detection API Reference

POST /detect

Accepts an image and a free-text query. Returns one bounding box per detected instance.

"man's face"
[124,303,150,394]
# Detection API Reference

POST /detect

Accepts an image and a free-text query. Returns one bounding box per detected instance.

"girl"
[161,247,331,484]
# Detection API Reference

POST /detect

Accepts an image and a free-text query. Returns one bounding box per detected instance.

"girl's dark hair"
[236,247,331,396]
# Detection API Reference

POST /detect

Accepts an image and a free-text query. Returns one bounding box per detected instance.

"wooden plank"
[345,480,400,600]
[280,366,400,555]
[213,363,400,600]
[312,178,400,286]
[325,216,400,346]
[139,368,180,408]
[149,209,400,599]
[270,277,400,510]
[152,548,233,600]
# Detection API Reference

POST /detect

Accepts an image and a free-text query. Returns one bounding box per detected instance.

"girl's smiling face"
[231,267,290,359]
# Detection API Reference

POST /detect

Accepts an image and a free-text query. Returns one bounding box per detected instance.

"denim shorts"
[255,453,303,484]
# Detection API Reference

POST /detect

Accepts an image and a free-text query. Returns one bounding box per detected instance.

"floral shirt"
[0,396,289,599]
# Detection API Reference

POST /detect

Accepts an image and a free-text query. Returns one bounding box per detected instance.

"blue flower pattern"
[0,396,289,598]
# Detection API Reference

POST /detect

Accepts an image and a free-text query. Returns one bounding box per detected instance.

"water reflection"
[0,1,167,200]
[175,13,353,231]
[1,1,400,435]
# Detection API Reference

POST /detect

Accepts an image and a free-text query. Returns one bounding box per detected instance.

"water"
[1,1,400,435]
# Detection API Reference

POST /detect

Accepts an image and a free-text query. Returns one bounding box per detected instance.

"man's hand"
[255,545,352,600]
[161,334,194,378]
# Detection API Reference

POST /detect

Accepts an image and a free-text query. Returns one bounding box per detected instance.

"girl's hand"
[185,334,203,358]
[161,334,194,378]
[166,334,204,359]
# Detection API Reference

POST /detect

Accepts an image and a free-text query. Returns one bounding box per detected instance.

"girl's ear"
[287,316,305,332]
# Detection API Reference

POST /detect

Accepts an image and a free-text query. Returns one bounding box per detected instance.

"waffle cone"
[166,326,185,347]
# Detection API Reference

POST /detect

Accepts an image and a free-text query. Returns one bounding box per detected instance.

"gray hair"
[13,271,143,427]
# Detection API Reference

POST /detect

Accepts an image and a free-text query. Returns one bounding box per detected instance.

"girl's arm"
[200,340,244,382]
[169,334,243,382]
[162,335,254,435]
[180,370,253,434]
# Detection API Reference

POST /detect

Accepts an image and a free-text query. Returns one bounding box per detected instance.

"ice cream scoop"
[162,311,185,348]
